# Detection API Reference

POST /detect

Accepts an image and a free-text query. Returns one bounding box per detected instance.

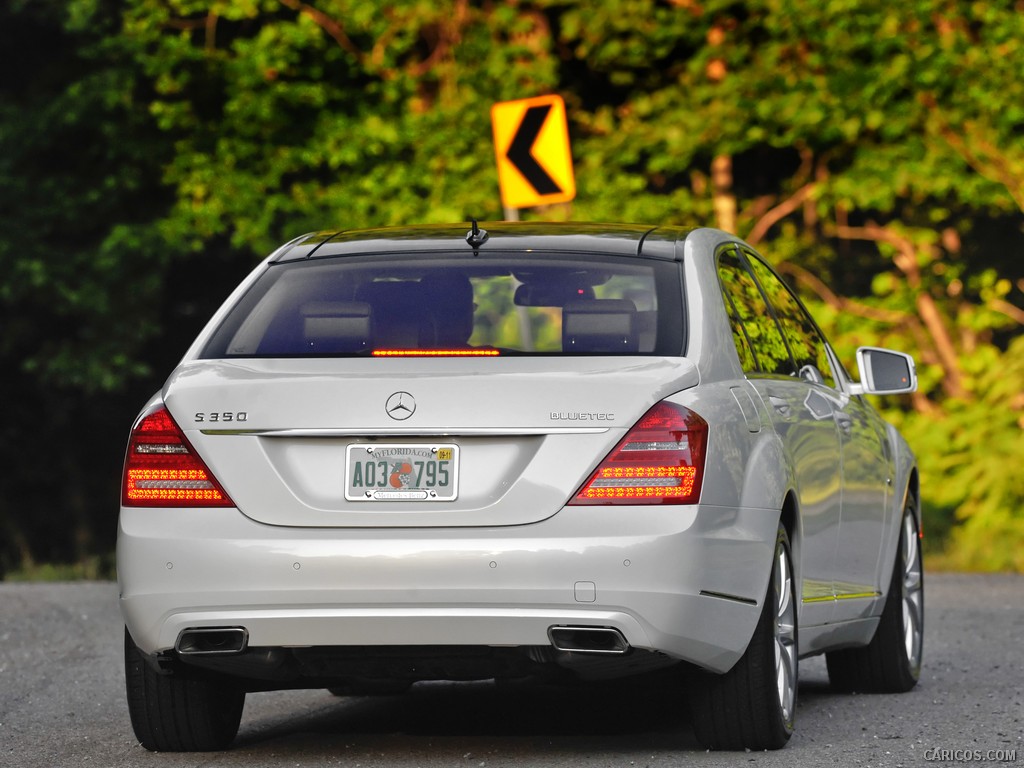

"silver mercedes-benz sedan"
[118,222,923,752]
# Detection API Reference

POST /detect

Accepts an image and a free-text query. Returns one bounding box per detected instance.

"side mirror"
[852,347,917,395]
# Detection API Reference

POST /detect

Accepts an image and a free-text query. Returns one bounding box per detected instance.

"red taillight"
[570,402,707,505]
[121,406,234,507]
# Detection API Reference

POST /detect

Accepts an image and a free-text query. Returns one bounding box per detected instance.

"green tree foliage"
[1,0,168,391]
[0,0,256,573]
[113,0,563,248]
[1,0,1021,575]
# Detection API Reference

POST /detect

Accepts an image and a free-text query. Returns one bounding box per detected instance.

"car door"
[743,252,890,620]
[717,248,842,628]
[829,395,892,619]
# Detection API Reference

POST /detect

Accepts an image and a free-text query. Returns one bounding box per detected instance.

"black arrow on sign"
[506,104,562,196]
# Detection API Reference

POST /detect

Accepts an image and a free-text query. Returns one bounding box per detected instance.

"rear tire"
[124,628,245,752]
[826,500,923,693]
[689,524,797,750]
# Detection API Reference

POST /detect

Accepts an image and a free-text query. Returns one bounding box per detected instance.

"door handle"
[768,396,791,418]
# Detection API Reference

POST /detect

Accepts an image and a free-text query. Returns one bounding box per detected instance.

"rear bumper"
[118,504,778,674]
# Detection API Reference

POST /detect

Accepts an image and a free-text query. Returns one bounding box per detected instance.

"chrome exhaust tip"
[175,627,248,655]
[548,626,630,655]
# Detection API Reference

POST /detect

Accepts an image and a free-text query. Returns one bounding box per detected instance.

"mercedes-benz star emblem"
[385,391,416,421]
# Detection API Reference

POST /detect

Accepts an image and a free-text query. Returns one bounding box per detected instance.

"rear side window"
[745,252,835,387]
[717,251,793,376]
[200,253,683,357]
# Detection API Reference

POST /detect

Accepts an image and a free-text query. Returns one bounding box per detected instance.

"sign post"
[491,94,576,216]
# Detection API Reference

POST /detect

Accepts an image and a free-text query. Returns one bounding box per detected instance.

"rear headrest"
[562,299,638,353]
[419,273,475,346]
[355,281,428,348]
[301,301,372,353]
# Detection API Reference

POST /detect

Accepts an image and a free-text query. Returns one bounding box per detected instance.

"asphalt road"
[1,574,1021,768]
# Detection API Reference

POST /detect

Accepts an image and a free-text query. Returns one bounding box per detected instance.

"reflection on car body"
[118,223,923,752]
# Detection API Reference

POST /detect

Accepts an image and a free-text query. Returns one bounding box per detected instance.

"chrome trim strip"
[699,589,759,606]
[802,591,882,604]
[201,427,611,437]
[834,591,882,600]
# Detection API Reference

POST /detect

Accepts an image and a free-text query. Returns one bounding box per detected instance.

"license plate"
[345,444,459,501]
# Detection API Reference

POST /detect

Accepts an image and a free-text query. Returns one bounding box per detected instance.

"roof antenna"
[465,218,489,249]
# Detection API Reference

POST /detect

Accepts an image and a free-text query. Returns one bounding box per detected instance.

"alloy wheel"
[774,539,797,723]
[901,510,924,673]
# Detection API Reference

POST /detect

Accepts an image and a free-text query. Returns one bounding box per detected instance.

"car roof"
[271,222,704,263]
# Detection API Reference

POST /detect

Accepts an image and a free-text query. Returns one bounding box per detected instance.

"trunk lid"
[164,357,698,527]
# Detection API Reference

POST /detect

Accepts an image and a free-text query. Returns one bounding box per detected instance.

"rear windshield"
[200,252,684,358]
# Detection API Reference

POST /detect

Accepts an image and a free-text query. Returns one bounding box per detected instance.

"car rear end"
[118,224,777,693]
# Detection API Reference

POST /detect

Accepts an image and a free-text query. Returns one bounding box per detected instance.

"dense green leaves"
[1,0,1021,575]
